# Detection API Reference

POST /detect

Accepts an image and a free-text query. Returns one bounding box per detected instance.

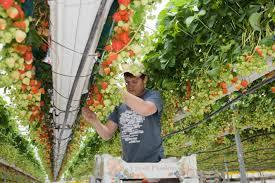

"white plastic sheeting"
[48,0,114,178]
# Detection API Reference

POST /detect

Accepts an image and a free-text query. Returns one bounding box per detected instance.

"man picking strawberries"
[82,63,164,163]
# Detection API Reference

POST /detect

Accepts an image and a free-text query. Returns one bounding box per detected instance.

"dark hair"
[123,72,146,80]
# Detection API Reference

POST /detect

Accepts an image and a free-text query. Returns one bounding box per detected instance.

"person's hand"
[81,106,98,125]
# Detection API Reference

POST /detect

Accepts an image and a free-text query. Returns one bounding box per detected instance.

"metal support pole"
[3,174,6,183]
[234,129,248,183]
[224,161,229,183]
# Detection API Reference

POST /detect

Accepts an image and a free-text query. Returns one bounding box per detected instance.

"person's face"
[124,76,146,96]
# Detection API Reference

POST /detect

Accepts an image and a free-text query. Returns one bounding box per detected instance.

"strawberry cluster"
[86,0,136,115]
[0,0,52,172]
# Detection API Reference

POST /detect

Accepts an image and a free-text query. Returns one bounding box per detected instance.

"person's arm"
[81,107,117,140]
[122,90,157,116]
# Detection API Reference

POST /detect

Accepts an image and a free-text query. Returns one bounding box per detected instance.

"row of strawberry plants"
[0,0,52,179]
[0,96,45,180]
[144,0,274,134]
[0,163,40,183]
[164,81,275,157]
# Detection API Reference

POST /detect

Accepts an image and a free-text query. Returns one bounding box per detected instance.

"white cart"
[91,154,199,183]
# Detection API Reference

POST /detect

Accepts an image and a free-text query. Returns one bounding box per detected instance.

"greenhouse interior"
[0,0,274,182]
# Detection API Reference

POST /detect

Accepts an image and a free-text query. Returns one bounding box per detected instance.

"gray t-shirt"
[108,89,164,162]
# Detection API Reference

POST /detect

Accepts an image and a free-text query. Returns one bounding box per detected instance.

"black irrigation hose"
[163,75,275,139]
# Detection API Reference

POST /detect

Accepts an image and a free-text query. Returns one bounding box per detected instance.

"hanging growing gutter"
[57,0,108,152]
[48,0,115,179]
[0,159,41,182]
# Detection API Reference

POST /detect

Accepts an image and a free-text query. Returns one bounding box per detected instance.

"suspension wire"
[51,39,97,57]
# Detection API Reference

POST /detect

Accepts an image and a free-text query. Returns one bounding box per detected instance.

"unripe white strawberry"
[0,19,7,30]
[15,29,26,43]
[7,7,19,19]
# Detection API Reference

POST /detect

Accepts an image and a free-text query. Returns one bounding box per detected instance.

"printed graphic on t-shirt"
[119,110,145,144]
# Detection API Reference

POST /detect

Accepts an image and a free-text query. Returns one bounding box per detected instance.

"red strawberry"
[219,81,227,89]
[241,80,248,88]
[271,87,275,93]
[14,44,30,55]
[108,52,118,61]
[101,60,109,68]
[93,100,100,107]
[39,88,45,94]
[222,88,228,94]
[24,51,33,61]
[101,82,108,90]
[119,10,129,22]
[106,59,112,65]
[18,69,25,74]
[231,77,238,83]
[112,40,124,52]
[24,64,32,70]
[31,86,39,94]
[30,79,37,86]
[255,47,263,57]
[118,32,130,44]
[97,93,103,101]
[128,50,135,57]
[1,0,13,10]
[86,98,94,105]
[104,45,112,52]
[104,67,111,75]
[13,21,26,30]
[36,81,42,88]
[118,0,131,6]
[235,84,241,91]
[113,12,122,22]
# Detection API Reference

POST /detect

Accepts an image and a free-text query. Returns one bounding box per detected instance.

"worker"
[82,63,164,163]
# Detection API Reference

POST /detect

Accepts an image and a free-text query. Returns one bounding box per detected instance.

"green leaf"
[25,29,43,48]
[220,40,235,53]
[173,0,190,7]
[185,16,195,27]
[249,12,262,32]
[132,6,145,28]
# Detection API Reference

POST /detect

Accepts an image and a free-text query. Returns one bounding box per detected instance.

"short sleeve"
[144,91,163,115]
[108,106,119,124]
